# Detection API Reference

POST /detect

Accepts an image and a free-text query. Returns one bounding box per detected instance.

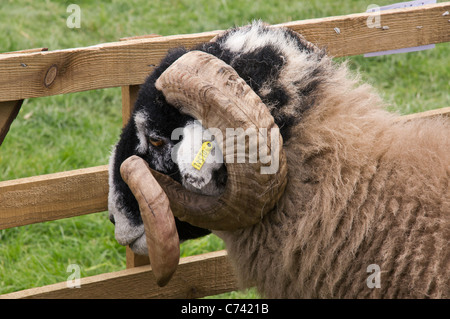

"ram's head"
[113,51,288,285]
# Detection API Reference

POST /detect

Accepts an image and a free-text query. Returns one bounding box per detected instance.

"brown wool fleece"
[215,61,449,299]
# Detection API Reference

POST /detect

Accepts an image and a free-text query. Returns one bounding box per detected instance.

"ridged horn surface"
[151,50,287,230]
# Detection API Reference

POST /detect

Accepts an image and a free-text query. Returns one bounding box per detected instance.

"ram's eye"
[149,137,165,147]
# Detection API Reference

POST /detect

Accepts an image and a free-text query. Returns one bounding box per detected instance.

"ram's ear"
[146,50,288,231]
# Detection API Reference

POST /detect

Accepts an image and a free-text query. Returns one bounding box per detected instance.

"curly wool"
[215,58,449,298]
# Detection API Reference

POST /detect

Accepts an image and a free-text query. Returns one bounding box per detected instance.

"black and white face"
[108,44,233,254]
[108,21,327,255]
[133,111,227,196]
[108,83,227,254]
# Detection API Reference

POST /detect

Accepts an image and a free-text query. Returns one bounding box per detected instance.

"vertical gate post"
[121,84,150,268]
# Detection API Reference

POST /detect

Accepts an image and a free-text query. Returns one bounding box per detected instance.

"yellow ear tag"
[192,141,213,170]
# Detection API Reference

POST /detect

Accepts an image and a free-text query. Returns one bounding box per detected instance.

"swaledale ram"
[109,22,449,298]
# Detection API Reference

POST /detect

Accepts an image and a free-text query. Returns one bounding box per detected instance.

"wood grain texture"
[0,32,216,102]
[1,47,48,55]
[400,106,450,121]
[1,250,238,299]
[281,2,450,57]
[0,165,108,230]
[121,85,140,126]
[126,247,150,268]
[119,34,161,42]
[0,3,448,102]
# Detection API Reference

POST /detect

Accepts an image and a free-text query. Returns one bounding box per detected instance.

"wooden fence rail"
[1,2,449,298]
[0,2,448,103]
[1,250,237,299]
[0,165,108,230]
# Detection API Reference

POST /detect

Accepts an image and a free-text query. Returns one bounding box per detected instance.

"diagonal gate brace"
[0,99,24,146]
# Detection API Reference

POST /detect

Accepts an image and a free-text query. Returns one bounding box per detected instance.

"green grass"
[0,0,448,297]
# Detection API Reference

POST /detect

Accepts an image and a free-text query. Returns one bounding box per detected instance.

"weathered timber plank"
[121,84,140,127]
[126,246,150,268]
[0,250,238,299]
[119,34,161,42]
[0,31,216,103]
[0,100,24,146]
[121,83,150,268]
[1,48,49,55]
[281,2,450,58]
[0,165,108,230]
[0,3,448,102]
[399,106,450,121]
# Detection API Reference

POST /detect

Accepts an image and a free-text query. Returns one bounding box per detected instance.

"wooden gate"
[1,2,449,298]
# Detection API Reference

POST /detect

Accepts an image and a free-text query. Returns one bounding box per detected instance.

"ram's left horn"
[151,50,288,230]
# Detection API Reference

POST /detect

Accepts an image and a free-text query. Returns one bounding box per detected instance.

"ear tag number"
[192,141,213,170]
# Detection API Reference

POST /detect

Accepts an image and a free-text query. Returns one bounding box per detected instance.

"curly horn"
[150,50,288,230]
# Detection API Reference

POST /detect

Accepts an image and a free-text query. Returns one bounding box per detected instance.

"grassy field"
[0,0,448,297]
